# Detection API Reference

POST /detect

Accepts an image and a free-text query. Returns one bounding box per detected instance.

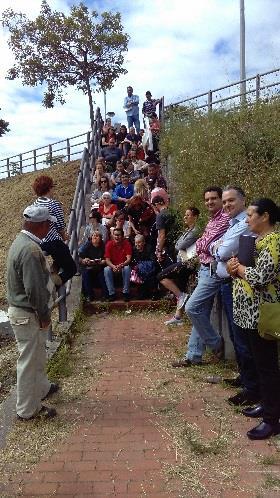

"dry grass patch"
[0,315,105,488]
[0,337,17,403]
[0,161,79,306]
[132,313,280,497]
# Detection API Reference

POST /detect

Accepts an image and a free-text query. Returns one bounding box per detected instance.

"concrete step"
[83,298,174,313]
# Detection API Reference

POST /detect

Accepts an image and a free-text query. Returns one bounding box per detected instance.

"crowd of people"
[6,85,280,443]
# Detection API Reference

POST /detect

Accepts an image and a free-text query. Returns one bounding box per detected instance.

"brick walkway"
[4,314,182,498]
[3,312,280,498]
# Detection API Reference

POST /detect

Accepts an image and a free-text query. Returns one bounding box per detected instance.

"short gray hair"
[135,234,145,243]
[223,185,246,198]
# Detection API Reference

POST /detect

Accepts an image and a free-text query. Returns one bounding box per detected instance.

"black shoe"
[242,404,264,418]
[17,405,57,421]
[247,421,280,440]
[151,293,161,301]
[108,294,116,302]
[42,383,59,401]
[223,376,242,388]
[172,359,202,368]
[123,293,130,302]
[228,389,260,406]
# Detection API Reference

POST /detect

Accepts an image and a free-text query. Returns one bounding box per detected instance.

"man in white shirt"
[212,186,259,406]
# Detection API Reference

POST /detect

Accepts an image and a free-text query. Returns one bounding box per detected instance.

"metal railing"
[164,67,280,115]
[55,107,102,323]
[0,131,93,180]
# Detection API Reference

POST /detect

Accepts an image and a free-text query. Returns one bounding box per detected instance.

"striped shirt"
[33,196,65,242]
[142,99,158,116]
[196,209,230,265]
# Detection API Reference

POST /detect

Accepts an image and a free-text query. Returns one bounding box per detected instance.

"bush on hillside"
[160,99,280,221]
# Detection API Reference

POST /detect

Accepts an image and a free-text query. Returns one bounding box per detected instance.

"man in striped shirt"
[172,186,230,367]
[142,91,162,118]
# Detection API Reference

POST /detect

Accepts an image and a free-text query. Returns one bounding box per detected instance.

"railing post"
[33,149,37,171]
[48,144,52,166]
[7,158,10,178]
[159,96,164,125]
[19,153,23,174]
[58,285,67,322]
[66,138,71,162]
[48,322,53,341]
[256,74,260,100]
[208,90,213,112]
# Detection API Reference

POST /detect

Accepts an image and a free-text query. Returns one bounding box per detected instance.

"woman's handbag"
[178,242,197,263]
[130,267,143,284]
[258,301,280,340]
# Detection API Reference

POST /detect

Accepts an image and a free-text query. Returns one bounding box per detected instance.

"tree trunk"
[85,78,94,129]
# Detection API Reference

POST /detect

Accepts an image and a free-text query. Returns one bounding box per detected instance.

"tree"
[2,1,129,128]
[0,110,10,137]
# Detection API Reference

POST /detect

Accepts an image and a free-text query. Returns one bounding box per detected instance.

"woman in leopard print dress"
[227,198,280,441]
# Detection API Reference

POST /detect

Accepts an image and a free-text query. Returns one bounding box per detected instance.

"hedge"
[160,99,280,223]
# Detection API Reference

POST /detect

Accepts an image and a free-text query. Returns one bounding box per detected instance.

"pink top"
[196,209,230,265]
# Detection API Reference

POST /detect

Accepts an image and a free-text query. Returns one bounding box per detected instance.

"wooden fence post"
[33,149,37,171]
[66,138,70,162]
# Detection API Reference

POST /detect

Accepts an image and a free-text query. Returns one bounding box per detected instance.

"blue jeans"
[104,266,131,295]
[220,282,259,393]
[185,265,222,363]
[82,268,107,300]
[127,114,140,133]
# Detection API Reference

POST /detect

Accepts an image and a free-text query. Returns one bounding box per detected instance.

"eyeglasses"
[100,180,107,183]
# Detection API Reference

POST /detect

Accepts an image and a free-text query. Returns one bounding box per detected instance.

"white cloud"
[0,0,280,161]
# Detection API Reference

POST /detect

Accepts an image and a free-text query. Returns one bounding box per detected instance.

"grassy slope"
[0,161,80,306]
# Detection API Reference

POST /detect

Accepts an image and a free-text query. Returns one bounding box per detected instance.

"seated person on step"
[108,210,131,239]
[98,192,117,226]
[159,206,200,326]
[91,176,112,206]
[80,209,108,247]
[79,231,107,302]
[131,234,156,299]
[111,161,126,189]
[104,228,132,302]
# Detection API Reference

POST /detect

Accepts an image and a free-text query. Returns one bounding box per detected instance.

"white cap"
[23,205,57,223]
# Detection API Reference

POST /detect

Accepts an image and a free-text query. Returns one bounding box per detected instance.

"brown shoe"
[172,359,202,368]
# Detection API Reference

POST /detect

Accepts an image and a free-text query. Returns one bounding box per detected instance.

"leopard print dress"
[233,232,280,330]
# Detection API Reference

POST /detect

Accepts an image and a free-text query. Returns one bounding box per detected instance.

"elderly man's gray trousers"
[8,307,51,419]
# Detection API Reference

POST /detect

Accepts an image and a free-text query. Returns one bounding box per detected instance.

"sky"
[0,0,280,161]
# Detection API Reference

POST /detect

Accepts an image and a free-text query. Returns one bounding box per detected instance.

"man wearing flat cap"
[7,205,59,421]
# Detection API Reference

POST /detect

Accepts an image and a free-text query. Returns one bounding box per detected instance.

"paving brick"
[51,451,83,462]
[92,480,115,493]
[36,461,65,472]
[58,481,94,494]
[63,460,96,472]
[21,481,58,495]
[43,471,78,482]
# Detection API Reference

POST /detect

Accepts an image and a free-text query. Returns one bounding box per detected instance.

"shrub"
[160,99,280,221]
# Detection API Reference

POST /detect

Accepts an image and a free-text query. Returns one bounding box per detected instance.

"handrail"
[0,131,92,179]
[55,107,103,324]
[165,67,280,114]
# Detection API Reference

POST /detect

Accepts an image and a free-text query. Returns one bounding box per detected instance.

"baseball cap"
[23,205,57,223]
